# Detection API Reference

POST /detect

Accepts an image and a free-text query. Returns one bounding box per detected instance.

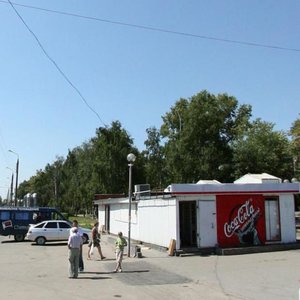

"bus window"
[0,211,10,221]
[15,212,30,221]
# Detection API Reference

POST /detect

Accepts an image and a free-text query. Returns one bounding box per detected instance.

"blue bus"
[0,207,67,242]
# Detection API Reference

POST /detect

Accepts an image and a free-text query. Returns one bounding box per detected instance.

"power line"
[1,0,300,53]
[7,0,106,126]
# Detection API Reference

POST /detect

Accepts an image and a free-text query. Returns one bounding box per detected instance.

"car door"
[58,221,71,240]
[44,221,59,240]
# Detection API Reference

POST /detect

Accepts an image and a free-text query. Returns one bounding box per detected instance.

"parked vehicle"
[26,220,91,245]
[0,207,67,242]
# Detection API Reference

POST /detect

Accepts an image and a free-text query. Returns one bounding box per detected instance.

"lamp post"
[9,150,19,207]
[127,153,136,258]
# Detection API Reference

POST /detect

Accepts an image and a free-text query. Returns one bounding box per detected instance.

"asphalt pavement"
[1,234,300,300]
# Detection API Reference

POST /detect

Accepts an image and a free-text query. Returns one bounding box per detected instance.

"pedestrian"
[68,227,83,279]
[71,219,84,272]
[114,231,127,273]
[87,222,105,260]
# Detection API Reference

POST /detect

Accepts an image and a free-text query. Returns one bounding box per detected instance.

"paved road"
[1,234,300,300]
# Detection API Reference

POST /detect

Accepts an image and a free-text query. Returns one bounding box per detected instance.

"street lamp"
[127,153,136,257]
[9,150,19,206]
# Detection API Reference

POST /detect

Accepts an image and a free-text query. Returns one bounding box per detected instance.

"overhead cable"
[7,0,106,126]
[1,0,300,53]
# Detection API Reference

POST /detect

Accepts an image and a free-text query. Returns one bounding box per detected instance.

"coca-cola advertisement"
[216,195,266,247]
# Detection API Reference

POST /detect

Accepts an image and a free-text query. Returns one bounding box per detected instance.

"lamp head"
[127,153,136,163]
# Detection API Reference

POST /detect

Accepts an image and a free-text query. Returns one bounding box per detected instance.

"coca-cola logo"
[224,198,260,238]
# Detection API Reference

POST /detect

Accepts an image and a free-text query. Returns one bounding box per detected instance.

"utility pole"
[15,158,19,206]
[10,172,14,205]
[9,150,19,206]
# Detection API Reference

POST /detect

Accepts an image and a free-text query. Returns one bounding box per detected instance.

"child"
[114,232,127,273]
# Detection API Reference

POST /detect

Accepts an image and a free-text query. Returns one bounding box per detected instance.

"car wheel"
[82,234,88,244]
[14,234,25,242]
[36,236,46,245]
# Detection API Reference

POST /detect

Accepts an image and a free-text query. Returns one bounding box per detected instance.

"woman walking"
[87,222,105,260]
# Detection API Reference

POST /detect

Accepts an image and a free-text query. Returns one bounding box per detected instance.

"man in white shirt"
[71,220,84,272]
[68,227,83,278]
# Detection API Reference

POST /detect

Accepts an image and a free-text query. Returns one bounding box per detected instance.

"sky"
[0,0,299,199]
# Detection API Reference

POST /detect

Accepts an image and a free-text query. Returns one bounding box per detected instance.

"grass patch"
[68,215,97,229]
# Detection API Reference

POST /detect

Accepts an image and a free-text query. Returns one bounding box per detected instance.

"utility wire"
[1,0,300,53]
[7,0,106,126]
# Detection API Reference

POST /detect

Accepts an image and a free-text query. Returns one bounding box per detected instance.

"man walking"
[68,227,82,278]
[71,220,84,272]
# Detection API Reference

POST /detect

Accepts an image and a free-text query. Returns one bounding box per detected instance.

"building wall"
[97,197,177,248]
[138,197,177,248]
[279,194,296,243]
[98,206,105,227]
[98,202,139,238]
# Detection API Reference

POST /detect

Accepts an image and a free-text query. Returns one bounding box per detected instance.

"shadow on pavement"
[1,240,31,244]
[83,270,149,275]
[75,276,112,280]
[92,258,115,262]
[30,242,68,246]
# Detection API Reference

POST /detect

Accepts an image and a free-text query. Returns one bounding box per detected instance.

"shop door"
[179,201,197,247]
[199,200,217,247]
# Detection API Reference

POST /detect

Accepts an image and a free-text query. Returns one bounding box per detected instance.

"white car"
[26,220,91,245]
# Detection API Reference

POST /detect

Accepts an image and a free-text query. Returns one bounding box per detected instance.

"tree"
[143,127,166,189]
[17,121,145,212]
[290,117,300,180]
[232,119,293,180]
[90,121,139,194]
[160,90,252,183]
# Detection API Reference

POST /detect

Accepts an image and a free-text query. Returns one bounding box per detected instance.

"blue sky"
[0,0,299,199]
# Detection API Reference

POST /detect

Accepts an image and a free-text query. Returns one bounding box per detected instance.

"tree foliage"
[232,119,293,180]
[290,117,300,180]
[18,121,142,213]
[16,91,297,212]
[142,127,166,189]
[160,91,252,183]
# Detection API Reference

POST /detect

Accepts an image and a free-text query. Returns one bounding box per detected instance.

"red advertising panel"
[216,195,266,247]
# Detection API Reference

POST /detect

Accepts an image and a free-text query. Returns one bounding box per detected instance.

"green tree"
[91,121,137,194]
[290,117,300,180]
[161,90,252,183]
[143,126,166,190]
[18,121,144,212]
[232,119,293,180]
